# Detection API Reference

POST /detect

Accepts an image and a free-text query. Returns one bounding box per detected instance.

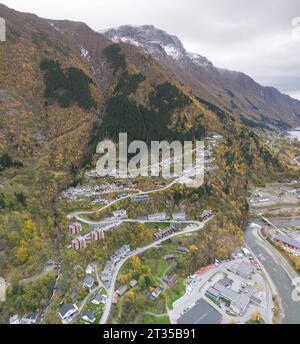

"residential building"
[112,209,127,218]
[116,285,129,296]
[131,194,150,202]
[83,276,95,290]
[68,222,82,235]
[163,274,177,286]
[151,286,164,299]
[21,313,38,324]
[9,315,20,324]
[129,279,138,288]
[71,236,86,250]
[59,304,78,320]
[153,225,177,241]
[85,264,95,275]
[172,212,186,221]
[200,210,213,221]
[81,309,96,323]
[148,213,167,222]
[91,292,102,305]
[91,228,105,241]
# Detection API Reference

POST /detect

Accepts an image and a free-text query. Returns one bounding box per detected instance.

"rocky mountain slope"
[103,25,300,130]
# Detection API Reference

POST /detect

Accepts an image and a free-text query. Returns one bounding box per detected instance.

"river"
[287,127,300,141]
[245,223,300,324]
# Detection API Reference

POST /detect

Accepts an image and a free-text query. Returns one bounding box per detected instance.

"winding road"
[66,149,209,324]
[99,218,211,324]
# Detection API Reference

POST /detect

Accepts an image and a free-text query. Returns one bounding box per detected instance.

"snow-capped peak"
[101,25,213,67]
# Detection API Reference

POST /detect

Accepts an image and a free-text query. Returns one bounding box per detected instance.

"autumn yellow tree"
[130,256,142,272]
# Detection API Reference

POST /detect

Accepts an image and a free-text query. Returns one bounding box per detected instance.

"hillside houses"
[153,225,178,241]
[59,304,78,321]
[172,212,186,221]
[83,276,95,291]
[68,222,82,235]
[130,194,150,202]
[91,228,105,241]
[148,213,167,222]
[101,245,131,286]
[112,209,128,219]
[71,236,87,250]
[200,210,213,221]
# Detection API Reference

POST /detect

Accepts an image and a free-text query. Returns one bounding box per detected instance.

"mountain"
[103,25,300,130]
[0,4,293,323]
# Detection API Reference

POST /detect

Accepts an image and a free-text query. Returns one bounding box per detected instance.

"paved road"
[245,223,300,324]
[99,219,211,324]
[68,178,180,221]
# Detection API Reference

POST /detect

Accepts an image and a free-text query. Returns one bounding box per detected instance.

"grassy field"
[135,313,170,324]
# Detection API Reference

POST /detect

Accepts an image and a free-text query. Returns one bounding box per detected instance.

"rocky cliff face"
[103,25,300,130]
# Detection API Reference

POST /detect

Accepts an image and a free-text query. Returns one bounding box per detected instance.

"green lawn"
[136,314,170,324]
[165,277,186,309]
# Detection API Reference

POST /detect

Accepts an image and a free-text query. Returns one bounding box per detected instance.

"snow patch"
[187,52,212,66]
[163,45,182,60]
[80,46,91,62]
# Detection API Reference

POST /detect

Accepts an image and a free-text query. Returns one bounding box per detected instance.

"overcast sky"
[2,0,300,99]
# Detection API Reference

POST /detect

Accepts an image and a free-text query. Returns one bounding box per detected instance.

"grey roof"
[178,299,222,324]
[163,274,177,284]
[231,293,250,313]
[213,283,250,313]
[274,234,300,250]
[213,282,238,302]
[92,292,102,303]
[25,313,38,321]
[84,276,95,288]
[130,279,138,287]
[59,304,77,318]
[117,285,129,296]
[82,309,95,321]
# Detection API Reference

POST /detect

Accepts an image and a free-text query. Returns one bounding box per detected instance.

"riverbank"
[245,223,300,324]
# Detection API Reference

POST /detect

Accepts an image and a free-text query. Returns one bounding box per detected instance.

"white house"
[172,212,186,221]
[85,264,95,275]
[112,209,127,218]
